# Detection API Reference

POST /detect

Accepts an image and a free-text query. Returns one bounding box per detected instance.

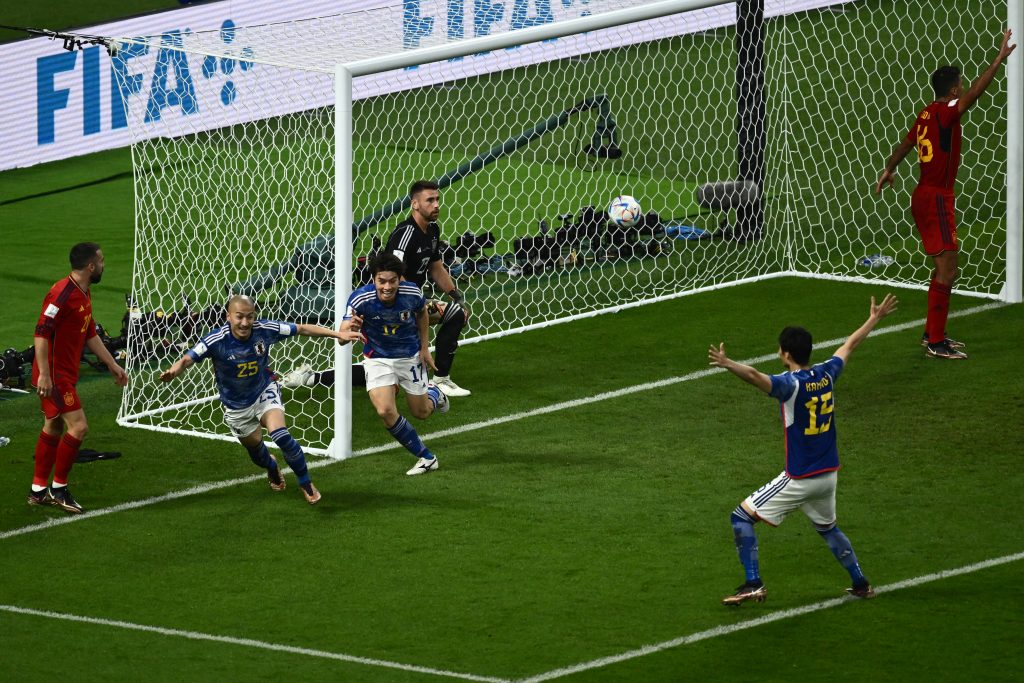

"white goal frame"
[331,0,1021,457]
[111,0,1021,459]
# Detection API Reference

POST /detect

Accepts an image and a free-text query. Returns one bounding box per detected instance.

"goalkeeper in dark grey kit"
[282,180,471,396]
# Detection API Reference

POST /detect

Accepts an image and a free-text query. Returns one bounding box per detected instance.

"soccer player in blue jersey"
[708,293,898,605]
[160,295,361,504]
[339,253,450,475]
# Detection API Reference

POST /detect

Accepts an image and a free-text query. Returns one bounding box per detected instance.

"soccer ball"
[608,195,642,228]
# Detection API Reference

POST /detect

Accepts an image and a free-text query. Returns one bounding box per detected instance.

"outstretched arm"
[708,343,773,394]
[160,355,195,382]
[334,314,364,346]
[296,322,362,344]
[875,138,916,194]
[958,29,1016,114]
[833,294,899,364]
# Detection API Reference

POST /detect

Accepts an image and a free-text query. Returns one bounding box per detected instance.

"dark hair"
[409,179,439,199]
[69,242,101,270]
[779,326,812,366]
[370,253,404,277]
[931,65,961,98]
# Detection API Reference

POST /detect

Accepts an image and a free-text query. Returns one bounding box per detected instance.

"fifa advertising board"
[0,0,851,171]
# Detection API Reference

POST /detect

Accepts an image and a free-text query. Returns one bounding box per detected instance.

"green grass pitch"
[1,279,1022,681]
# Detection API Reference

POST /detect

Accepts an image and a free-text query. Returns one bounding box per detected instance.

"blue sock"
[427,385,441,410]
[731,507,761,584]
[387,416,433,459]
[270,428,311,486]
[817,525,868,586]
[245,443,275,470]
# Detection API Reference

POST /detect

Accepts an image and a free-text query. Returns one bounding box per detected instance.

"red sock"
[52,434,83,487]
[33,431,62,488]
[927,279,952,344]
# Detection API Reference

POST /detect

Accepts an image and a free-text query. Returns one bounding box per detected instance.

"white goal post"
[109,0,1020,459]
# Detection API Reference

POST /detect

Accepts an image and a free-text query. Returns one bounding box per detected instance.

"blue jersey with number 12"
[345,282,425,359]
[768,356,845,478]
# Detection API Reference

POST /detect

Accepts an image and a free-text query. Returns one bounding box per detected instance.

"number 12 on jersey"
[804,392,834,435]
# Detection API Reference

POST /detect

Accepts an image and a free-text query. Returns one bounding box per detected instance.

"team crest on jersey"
[254,341,267,356]
[63,391,75,406]
[400,311,411,321]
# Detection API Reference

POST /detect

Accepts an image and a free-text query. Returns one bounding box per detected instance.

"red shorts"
[911,186,958,256]
[38,382,82,419]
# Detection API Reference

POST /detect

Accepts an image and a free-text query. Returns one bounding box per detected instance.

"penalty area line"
[517,550,1024,682]
[0,301,1006,543]
[0,603,510,683]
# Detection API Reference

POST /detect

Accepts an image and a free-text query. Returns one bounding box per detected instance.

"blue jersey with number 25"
[345,282,425,359]
[769,355,844,479]
[186,320,297,410]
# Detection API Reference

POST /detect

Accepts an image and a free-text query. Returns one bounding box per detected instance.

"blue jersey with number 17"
[768,355,845,479]
[345,281,425,359]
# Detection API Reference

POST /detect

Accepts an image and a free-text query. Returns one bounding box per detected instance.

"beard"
[90,270,103,284]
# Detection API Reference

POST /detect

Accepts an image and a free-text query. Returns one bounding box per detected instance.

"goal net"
[111,0,1016,455]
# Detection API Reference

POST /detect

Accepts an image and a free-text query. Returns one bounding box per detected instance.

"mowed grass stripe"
[517,550,1024,682]
[3,550,1021,682]
[0,603,510,683]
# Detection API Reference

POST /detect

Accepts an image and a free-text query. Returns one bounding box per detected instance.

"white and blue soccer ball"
[608,195,642,228]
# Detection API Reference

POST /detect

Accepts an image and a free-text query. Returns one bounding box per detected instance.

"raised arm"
[833,294,899,364]
[875,137,916,194]
[708,343,773,394]
[958,29,1016,114]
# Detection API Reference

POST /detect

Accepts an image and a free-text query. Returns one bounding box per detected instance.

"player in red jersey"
[875,29,1016,360]
[29,243,128,513]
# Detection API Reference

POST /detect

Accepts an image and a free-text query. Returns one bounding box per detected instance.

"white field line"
[517,550,1024,682]
[0,301,1006,544]
[0,603,510,683]
[2,550,1020,682]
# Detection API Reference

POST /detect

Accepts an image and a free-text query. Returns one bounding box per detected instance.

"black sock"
[434,303,466,377]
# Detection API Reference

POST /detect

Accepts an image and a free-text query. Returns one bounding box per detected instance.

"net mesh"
[113,0,1008,451]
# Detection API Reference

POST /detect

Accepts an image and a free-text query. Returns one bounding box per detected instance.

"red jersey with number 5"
[904,99,962,191]
[33,276,96,386]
